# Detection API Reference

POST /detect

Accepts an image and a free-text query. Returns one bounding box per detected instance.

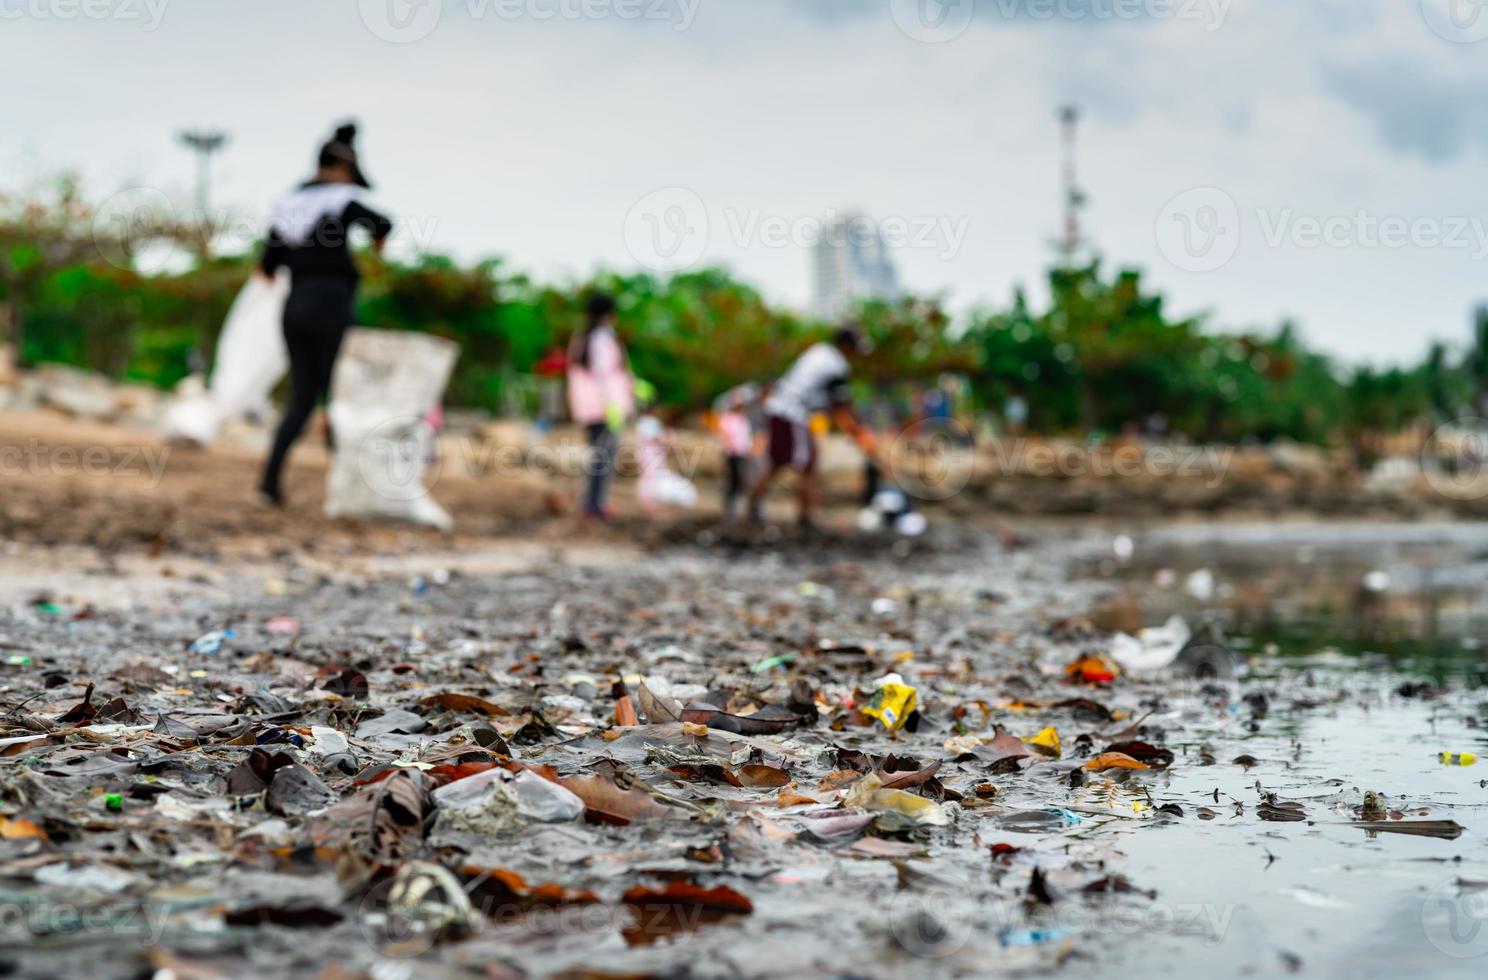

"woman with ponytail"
[256,121,393,507]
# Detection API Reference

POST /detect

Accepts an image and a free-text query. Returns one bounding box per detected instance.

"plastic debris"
[188,629,235,654]
[1439,752,1478,766]
[510,770,586,823]
[862,674,918,731]
[844,774,954,829]
[1022,726,1062,759]
[750,652,797,674]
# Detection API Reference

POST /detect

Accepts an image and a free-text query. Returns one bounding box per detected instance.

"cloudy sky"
[3,0,1486,363]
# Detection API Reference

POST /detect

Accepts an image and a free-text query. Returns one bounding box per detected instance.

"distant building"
[813,211,901,320]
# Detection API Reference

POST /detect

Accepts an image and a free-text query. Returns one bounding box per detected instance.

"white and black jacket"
[259,180,393,284]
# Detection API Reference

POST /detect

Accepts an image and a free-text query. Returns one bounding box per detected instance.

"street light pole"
[176,128,229,256]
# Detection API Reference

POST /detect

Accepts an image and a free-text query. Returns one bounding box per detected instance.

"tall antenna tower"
[1057,105,1086,266]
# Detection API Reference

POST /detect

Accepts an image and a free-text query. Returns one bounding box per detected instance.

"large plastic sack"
[162,274,289,444]
[325,328,460,530]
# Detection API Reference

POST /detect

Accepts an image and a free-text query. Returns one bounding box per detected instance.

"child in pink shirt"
[566,294,633,519]
[716,385,757,521]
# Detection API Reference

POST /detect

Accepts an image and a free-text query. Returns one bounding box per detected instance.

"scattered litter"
[861,674,918,731]
[187,629,235,654]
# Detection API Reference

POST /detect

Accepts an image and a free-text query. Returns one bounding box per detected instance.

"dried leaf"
[1084,752,1150,772]
[620,882,753,945]
[1,816,47,840]
[420,693,506,716]
[558,775,687,825]
[680,703,800,736]
[637,681,684,725]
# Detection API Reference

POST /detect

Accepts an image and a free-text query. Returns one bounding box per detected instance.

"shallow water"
[1064,521,1488,977]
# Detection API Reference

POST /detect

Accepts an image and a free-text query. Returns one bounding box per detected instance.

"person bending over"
[747,324,879,529]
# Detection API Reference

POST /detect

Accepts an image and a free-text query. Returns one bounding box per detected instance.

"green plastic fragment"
[750,653,797,674]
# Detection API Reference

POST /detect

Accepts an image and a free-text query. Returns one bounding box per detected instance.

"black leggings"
[583,422,618,515]
[724,454,749,514]
[260,279,353,496]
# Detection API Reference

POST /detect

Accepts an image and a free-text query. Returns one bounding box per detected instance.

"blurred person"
[1004,389,1029,437]
[257,122,392,507]
[636,403,697,513]
[714,383,757,521]
[567,293,633,520]
[747,324,881,529]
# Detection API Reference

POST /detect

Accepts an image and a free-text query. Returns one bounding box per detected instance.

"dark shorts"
[768,415,816,473]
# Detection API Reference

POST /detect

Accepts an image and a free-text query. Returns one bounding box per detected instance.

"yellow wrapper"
[863,682,918,731]
[1023,726,1062,759]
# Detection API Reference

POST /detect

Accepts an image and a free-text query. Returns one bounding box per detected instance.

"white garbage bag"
[162,274,289,444]
[646,469,698,509]
[324,328,460,530]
